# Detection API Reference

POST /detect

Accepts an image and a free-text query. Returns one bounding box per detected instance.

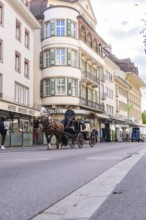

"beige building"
[0,0,40,132]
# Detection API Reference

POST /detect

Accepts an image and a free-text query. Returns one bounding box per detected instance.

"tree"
[125,103,133,119]
[142,110,146,124]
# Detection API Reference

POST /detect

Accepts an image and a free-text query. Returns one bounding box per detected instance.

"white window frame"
[81,86,86,99]
[16,19,21,41]
[15,51,21,73]
[0,73,2,93]
[56,19,65,36]
[24,58,29,78]
[71,50,77,67]
[0,39,3,62]
[71,21,76,38]
[56,78,66,95]
[44,79,51,96]
[56,49,65,65]
[0,2,4,26]
[45,21,50,38]
[44,50,50,67]
[15,82,29,105]
[25,28,30,49]
[72,79,78,96]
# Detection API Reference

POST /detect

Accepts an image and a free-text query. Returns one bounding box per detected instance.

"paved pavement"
[1,145,146,220]
[91,149,146,220]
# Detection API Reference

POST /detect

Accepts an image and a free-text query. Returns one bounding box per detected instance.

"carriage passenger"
[62,105,75,128]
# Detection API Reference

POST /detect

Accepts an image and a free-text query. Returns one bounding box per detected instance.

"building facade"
[0,0,40,133]
[0,0,145,144]
[29,0,146,142]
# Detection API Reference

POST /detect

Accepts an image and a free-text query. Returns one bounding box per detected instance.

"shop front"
[0,102,40,147]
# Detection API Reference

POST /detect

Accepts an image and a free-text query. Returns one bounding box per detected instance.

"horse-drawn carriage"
[61,120,97,148]
[36,114,97,150]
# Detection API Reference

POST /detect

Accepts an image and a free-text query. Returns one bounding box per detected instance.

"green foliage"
[142,110,146,124]
[125,103,133,111]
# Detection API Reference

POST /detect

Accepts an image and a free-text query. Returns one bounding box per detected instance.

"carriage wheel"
[77,133,84,148]
[89,134,96,147]
[68,137,75,148]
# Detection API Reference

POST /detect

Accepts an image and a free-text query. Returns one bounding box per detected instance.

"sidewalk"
[91,149,146,220]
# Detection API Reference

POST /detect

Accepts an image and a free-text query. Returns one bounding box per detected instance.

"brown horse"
[39,115,64,150]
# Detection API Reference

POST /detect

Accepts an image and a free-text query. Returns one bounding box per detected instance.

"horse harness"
[42,118,58,131]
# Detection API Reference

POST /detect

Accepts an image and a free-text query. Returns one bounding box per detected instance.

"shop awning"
[96,113,110,119]
[110,115,125,122]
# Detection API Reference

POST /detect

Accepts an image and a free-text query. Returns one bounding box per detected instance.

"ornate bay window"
[42,77,78,97]
[42,19,77,39]
[41,48,79,68]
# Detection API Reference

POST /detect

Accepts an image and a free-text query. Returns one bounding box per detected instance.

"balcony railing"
[80,98,104,111]
[101,74,106,82]
[81,71,99,87]
[101,93,107,100]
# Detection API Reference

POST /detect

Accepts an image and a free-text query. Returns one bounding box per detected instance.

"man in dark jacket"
[63,105,75,128]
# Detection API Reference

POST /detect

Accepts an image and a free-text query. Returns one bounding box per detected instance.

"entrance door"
[105,123,110,142]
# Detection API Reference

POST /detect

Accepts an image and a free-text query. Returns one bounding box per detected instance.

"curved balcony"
[80,98,104,112]
[81,71,99,88]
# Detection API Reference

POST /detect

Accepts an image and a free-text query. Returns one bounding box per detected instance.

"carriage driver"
[62,105,75,128]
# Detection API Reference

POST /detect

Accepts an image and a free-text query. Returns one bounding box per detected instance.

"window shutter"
[40,80,43,98]
[86,87,88,100]
[93,90,97,102]
[79,50,81,69]
[67,19,71,36]
[51,78,55,95]
[67,78,72,95]
[40,51,43,69]
[80,81,82,98]
[50,20,55,36]
[41,25,44,40]
[50,49,55,65]
[67,49,71,66]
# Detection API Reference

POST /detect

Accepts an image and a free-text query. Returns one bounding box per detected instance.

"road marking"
[0,158,52,163]
[31,148,146,220]
[86,156,122,160]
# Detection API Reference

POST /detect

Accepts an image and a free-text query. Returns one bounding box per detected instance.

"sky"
[90,0,146,111]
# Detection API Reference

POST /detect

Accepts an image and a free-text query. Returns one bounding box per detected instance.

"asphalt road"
[0,142,145,220]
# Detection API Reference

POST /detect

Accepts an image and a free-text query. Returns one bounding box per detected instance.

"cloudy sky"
[90,0,146,110]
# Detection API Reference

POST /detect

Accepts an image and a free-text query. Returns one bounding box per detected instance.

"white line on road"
[0,158,52,163]
[86,156,122,160]
[31,148,146,220]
